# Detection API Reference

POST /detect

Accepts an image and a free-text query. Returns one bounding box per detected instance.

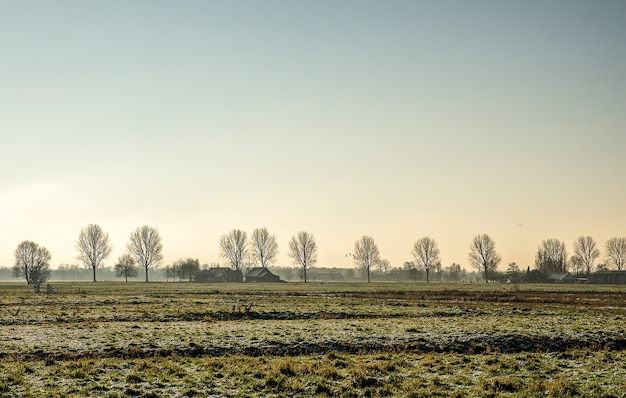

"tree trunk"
[92,266,97,282]
[145,267,149,283]
[426,269,430,283]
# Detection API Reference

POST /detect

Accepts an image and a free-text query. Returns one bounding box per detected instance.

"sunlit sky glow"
[1,1,625,273]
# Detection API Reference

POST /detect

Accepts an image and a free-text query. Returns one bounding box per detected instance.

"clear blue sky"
[1,1,625,273]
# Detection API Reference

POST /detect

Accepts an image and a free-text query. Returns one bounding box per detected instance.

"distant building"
[587,270,626,284]
[524,270,576,283]
[546,272,577,284]
[245,267,283,283]
[195,267,243,283]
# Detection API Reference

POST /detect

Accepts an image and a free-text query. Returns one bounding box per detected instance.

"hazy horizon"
[1,1,624,272]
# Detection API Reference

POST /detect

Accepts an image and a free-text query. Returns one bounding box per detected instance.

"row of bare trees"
[534,236,625,275]
[12,225,163,284]
[348,234,499,284]
[219,229,319,282]
[354,234,626,284]
[164,258,201,282]
[11,223,626,284]
[76,224,164,283]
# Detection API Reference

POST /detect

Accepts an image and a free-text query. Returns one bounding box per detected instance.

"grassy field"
[1,282,625,397]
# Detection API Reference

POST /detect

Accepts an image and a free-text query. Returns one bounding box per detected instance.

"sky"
[1,1,625,274]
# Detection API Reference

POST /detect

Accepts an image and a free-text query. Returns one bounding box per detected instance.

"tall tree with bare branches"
[605,237,626,270]
[76,224,112,282]
[288,231,317,282]
[250,228,278,268]
[573,236,600,275]
[535,238,568,273]
[468,234,501,283]
[220,229,248,271]
[127,225,163,282]
[353,235,381,283]
[13,241,51,285]
[412,237,441,283]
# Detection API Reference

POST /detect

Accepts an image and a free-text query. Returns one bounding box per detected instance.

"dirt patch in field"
[6,333,626,362]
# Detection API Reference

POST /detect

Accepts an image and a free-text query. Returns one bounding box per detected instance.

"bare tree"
[468,234,501,283]
[114,253,138,282]
[446,263,463,282]
[535,238,568,273]
[288,231,318,282]
[127,225,163,282]
[403,261,418,281]
[568,255,584,276]
[250,228,278,268]
[377,258,390,274]
[573,236,600,275]
[13,241,51,284]
[219,229,248,270]
[605,237,626,270]
[164,264,177,282]
[353,236,381,283]
[506,262,522,283]
[75,224,112,282]
[412,237,441,283]
[179,258,200,282]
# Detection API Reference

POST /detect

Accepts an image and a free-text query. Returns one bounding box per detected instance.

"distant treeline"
[0,266,144,282]
[8,223,626,286]
[0,265,484,283]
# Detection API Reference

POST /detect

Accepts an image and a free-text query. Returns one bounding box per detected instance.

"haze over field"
[1,1,625,272]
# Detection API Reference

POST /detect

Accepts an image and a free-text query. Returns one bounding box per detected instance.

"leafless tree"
[568,255,584,276]
[114,253,138,282]
[377,258,390,274]
[13,241,51,284]
[164,263,177,282]
[535,238,568,273]
[468,234,501,283]
[506,262,522,283]
[573,236,600,275]
[178,257,200,282]
[288,231,318,282]
[250,228,278,268]
[446,263,462,282]
[403,261,417,281]
[605,237,626,270]
[412,237,441,283]
[220,229,248,271]
[127,225,163,282]
[75,224,112,282]
[353,235,381,283]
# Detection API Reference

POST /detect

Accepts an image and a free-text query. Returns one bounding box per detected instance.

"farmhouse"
[587,270,626,284]
[195,267,243,283]
[245,267,283,283]
[524,270,576,283]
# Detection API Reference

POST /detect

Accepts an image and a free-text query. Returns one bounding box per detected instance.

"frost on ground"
[0,283,625,396]
[2,311,624,360]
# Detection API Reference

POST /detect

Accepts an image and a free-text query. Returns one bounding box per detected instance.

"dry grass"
[0,281,625,396]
